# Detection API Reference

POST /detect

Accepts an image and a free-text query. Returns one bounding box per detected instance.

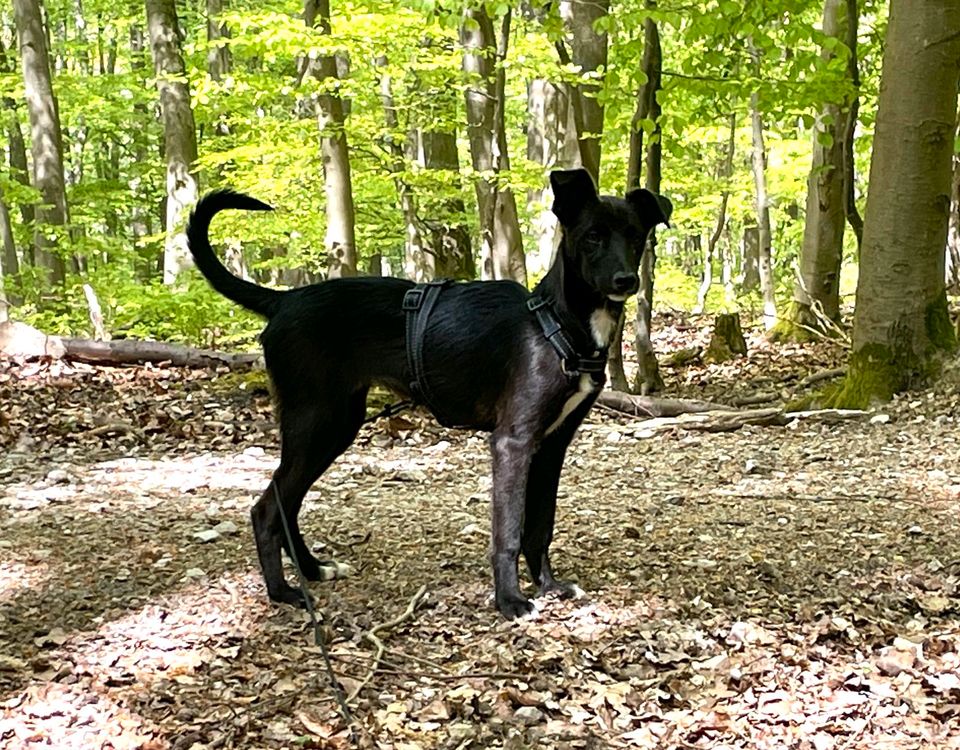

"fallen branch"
[730,391,780,407]
[61,338,260,370]
[347,584,428,702]
[597,390,729,417]
[630,407,871,436]
[798,367,846,388]
[83,422,145,439]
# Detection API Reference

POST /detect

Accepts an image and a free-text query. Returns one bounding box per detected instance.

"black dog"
[186,168,671,618]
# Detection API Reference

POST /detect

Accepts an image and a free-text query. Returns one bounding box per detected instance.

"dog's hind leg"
[251,388,368,606]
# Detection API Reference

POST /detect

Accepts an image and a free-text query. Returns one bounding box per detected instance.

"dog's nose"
[612,272,639,294]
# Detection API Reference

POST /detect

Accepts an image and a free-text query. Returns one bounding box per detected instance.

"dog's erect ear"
[626,188,673,228]
[550,168,599,226]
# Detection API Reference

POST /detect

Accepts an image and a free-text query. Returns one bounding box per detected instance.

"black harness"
[402,282,608,424]
[525,295,608,384]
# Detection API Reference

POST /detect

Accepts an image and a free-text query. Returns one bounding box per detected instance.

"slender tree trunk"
[694,114,737,316]
[618,6,664,395]
[411,34,474,280]
[772,0,848,341]
[13,0,70,285]
[206,0,231,81]
[146,0,199,285]
[741,225,760,290]
[526,79,578,276]
[559,0,609,184]
[375,55,428,281]
[305,0,357,278]
[0,188,17,315]
[842,0,864,250]
[416,129,475,280]
[947,111,960,293]
[461,7,526,284]
[750,89,777,330]
[830,0,960,407]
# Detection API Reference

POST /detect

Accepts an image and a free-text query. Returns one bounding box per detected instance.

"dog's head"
[551,168,672,302]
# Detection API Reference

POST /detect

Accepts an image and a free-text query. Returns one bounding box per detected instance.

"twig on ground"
[799,367,846,388]
[347,584,429,702]
[83,422,145,439]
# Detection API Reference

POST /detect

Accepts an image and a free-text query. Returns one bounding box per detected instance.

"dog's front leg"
[522,429,581,600]
[490,429,536,619]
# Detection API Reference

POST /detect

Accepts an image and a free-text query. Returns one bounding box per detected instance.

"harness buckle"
[402,287,425,311]
[526,296,549,312]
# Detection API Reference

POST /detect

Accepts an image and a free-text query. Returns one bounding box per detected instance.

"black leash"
[271,482,355,733]
[362,399,414,425]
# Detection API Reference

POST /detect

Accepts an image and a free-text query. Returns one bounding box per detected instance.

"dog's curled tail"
[187,190,281,318]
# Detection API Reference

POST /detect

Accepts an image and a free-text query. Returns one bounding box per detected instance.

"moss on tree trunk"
[826,292,957,408]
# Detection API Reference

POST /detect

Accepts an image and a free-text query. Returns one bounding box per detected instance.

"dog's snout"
[612,272,639,294]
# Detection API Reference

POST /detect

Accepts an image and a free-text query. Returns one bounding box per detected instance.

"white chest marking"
[590,308,617,349]
[545,374,596,436]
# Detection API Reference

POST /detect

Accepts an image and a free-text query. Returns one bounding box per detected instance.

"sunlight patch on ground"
[0,560,49,603]
[0,570,270,748]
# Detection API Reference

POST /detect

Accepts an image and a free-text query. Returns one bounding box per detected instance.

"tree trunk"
[947,111,960,293]
[830,0,960,407]
[526,79,578,276]
[772,0,848,341]
[304,0,357,278]
[0,38,34,256]
[13,0,70,285]
[206,0,231,82]
[631,9,664,395]
[376,55,428,281]
[611,4,661,393]
[559,0,609,184]
[750,88,777,330]
[0,192,15,319]
[418,129,475,280]
[694,113,737,315]
[146,0,199,285]
[740,225,760,290]
[461,8,526,285]
[842,0,864,251]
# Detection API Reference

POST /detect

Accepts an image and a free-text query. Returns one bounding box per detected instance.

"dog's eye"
[584,229,605,245]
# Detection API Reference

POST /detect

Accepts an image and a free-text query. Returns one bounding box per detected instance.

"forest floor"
[1,314,959,750]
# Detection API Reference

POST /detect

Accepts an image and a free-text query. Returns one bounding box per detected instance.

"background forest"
[0,0,957,402]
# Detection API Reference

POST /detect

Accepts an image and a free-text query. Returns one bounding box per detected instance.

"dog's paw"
[538,579,584,600]
[317,561,352,581]
[268,583,312,609]
[496,592,537,620]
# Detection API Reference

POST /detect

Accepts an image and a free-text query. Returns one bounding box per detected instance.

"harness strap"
[526,295,608,382]
[403,279,454,424]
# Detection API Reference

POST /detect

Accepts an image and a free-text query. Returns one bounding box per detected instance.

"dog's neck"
[534,250,622,353]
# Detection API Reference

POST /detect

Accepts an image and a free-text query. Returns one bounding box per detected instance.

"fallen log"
[596,390,730,417]
[60,338,260,370]
[629,407,871,436]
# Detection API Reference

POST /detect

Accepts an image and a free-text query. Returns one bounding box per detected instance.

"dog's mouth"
[607,293,630,303]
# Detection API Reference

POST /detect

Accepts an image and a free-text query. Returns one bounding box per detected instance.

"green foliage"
[0,0,890,340]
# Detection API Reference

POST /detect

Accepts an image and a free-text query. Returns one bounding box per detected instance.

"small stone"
[870,413,890,425]
[184,568,206,579]
[513,706,544,726]
[193,529,221,543]
[213,521,240,535]
[45,469,70,484]
[605,430,622,443]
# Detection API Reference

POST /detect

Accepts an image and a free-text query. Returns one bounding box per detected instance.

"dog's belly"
[545,374,597,436]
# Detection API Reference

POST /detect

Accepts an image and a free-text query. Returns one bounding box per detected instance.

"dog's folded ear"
[627,188,673,228]
[550,168,599,226]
